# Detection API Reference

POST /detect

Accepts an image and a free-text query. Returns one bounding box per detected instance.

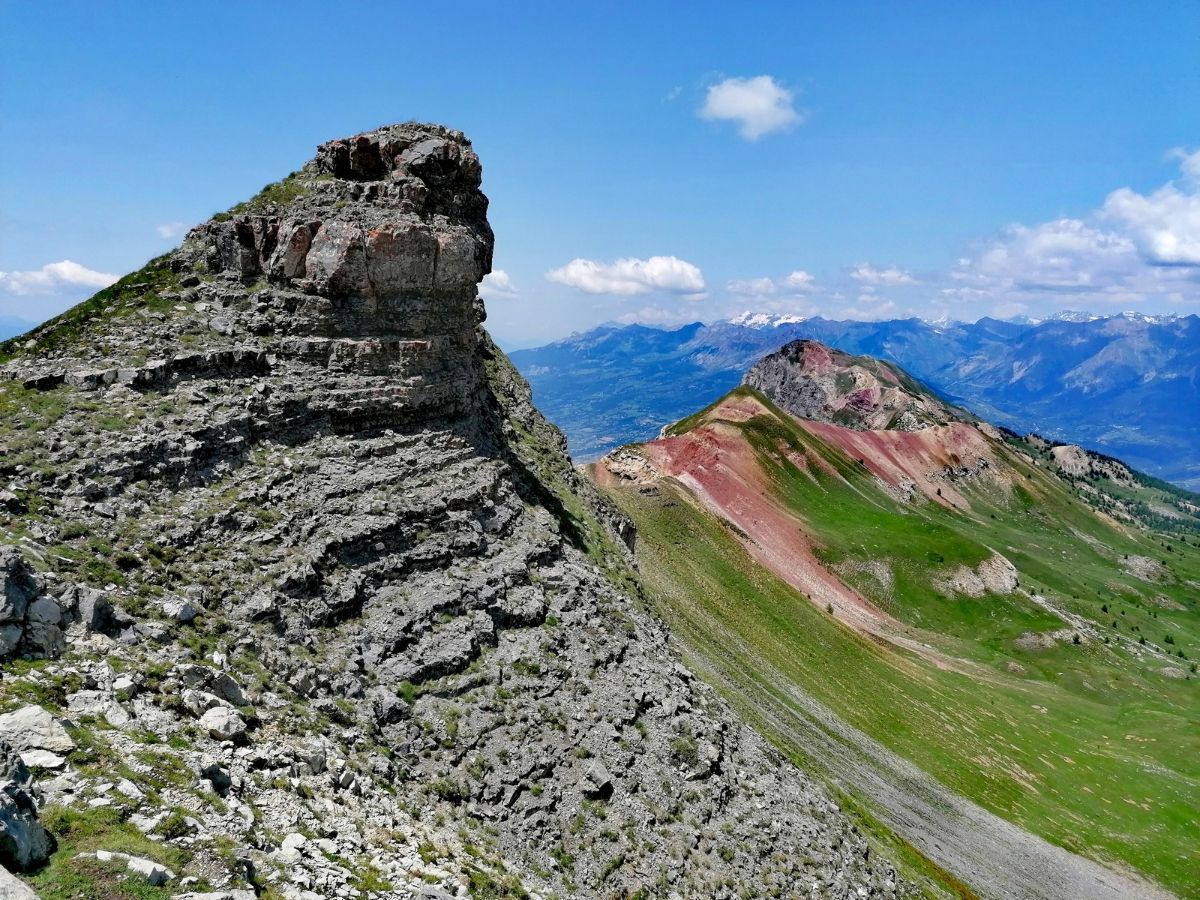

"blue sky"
[2,1,1198,348]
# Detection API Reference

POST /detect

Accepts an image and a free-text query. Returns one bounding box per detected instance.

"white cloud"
[782,270,817,291]
[955,219,1139,293]
[1101,151,1200,266]
[155,221,190,240]
[726,270,817,297]
[615,305,701,326]
[1170,146,1200,184]
[0,260,117,295]
[946,148,1200,318]
[479,269,518,299]
[546,256,705,296]
[991,301,1029,319]
[726,277,776,296]
[699,75,801,140]
[849,264,917,286]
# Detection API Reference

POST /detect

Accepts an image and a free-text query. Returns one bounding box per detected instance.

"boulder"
[199,706,246,742]
[198,757,232,796]
[0,706,75,755]
[0,741,54,872]
[0,549,38,635]
[17,750,65,770]
[86,849,175,886]
[580,760,614,799]
[0,547,65,658]
[0,866,39,899]
[23,596,65,658]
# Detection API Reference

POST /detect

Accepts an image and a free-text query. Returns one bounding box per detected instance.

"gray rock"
[0,123,909,900]
[580,760,613,798]
[85,849,175,886]
[17,750,65,770]
[0,548,64,658]
[198,706,246,742]
[160,597,198,623]
[198,757,232,796]
[0,866,39,899]
[0,741,54,872]
[0,706,75,754]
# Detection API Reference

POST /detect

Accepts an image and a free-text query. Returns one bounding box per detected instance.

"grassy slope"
[601,390,1200,897]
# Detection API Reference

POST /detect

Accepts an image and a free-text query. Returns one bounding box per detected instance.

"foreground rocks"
[0,742,53,872]
[0,124,906,897]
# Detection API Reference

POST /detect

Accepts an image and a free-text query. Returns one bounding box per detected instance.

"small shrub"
[670,734,699,768]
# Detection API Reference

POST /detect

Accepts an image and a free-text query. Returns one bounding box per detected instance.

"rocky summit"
[742,340,965,432]
[0,125,902,898]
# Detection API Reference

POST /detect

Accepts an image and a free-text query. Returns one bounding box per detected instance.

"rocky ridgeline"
[743,340,964,432]
[0,125,903,898]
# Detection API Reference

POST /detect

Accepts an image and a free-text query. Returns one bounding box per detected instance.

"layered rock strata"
[0,125,903,898]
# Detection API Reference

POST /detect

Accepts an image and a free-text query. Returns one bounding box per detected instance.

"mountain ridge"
[0,123,913,899]
[509,313,1200,489]
[590,340,1199,897]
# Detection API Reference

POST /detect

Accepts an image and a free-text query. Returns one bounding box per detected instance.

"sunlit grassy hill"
[590,376,1200,897]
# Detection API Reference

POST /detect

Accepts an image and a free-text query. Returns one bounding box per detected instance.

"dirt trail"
[681,630,1177,900]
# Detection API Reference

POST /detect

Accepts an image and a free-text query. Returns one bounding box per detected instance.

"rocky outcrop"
[0,741,53,872]
[936,554,1020,598]
[744,339,964,431]
[0,125,902,897]
[0,549,66,659]
[1051,443,1136,485]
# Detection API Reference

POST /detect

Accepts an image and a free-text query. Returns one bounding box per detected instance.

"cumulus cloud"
[479,269,518,299]
[955,219,1139,293]
[947,149,1200,317]
[849,264,917,286]
[0,260,117,295]
[615,305,701,327]
[839,298,899,321]
[155,221,190,240]
[782,270,817,291]
[1172,146,1200,183]
[699,75,801,140]
[726,270,817,297]
[546,256,705,296]
[1101,149,1200,266]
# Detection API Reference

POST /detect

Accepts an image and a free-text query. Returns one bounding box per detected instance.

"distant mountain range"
[509,311,1200,489]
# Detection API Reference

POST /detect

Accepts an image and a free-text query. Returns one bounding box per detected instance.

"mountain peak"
[728,310,809,328]
[742,339,966,431]
[0,125,903,898]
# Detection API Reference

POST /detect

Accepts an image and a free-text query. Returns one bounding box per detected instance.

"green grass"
[214,170,310,221]
[0,254,180,363]
[27,804,189,900]
[602,393,1200,897]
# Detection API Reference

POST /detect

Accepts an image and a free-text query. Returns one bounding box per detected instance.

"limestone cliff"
[0,125,901,898]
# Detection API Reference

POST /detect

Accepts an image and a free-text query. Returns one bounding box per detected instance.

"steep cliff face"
[0,126,901,898]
